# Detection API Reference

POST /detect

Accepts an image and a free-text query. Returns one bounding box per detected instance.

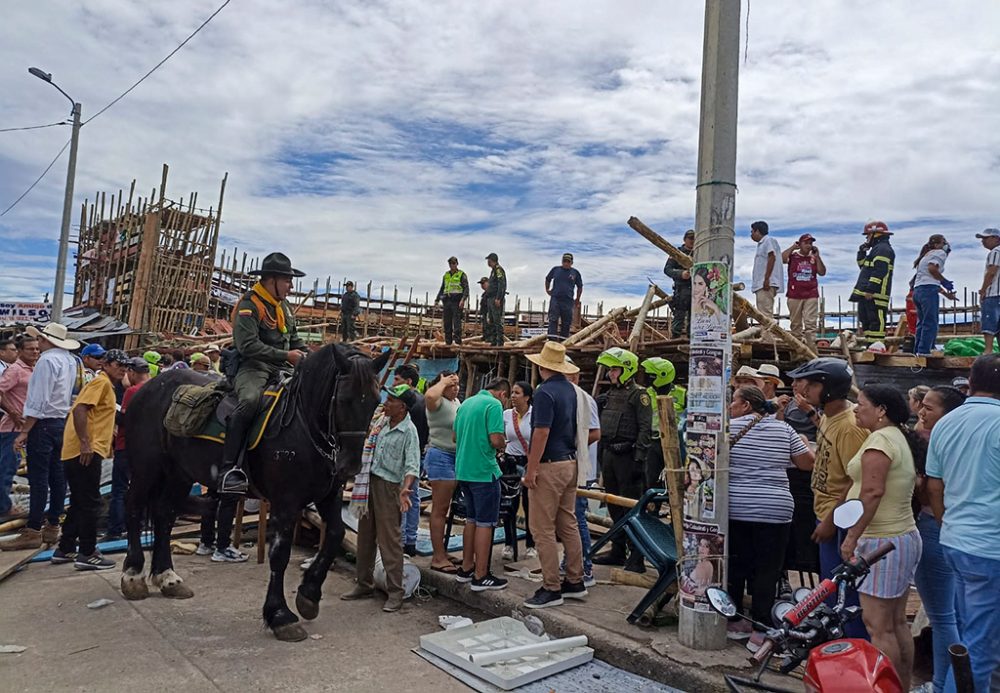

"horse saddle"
[190,381,288,450]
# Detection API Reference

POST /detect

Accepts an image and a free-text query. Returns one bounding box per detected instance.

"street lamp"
[29,66,82,324]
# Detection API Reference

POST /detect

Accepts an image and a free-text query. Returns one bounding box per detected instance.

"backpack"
[164,384,226,438]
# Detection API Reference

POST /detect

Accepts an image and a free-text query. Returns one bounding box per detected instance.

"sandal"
[430,563,459,574]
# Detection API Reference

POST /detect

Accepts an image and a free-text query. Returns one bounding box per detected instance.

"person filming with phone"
[782,233,826,345]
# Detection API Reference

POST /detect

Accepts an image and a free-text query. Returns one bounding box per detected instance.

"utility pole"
[53,102,81,323]
[679,0,740,650]
[28,67,81,324]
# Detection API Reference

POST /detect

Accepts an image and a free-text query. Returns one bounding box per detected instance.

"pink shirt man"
[0,359,35,433]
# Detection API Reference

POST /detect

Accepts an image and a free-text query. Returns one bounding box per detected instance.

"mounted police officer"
[484,253,507,346]
[435,256,470,345]
[220,252,307,494]
[593,348,651,573]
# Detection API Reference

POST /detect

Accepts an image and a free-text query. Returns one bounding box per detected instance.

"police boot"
[219,407,252,495]
[592,544,627,566]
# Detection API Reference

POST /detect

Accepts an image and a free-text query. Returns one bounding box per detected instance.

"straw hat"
[754,363,783,385]
[26,323,80,351]
[526,341,580,375]
[733,365,760,380]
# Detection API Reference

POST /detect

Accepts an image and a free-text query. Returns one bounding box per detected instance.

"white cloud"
[1,0,998,318]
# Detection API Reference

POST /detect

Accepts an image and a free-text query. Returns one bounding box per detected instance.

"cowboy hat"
[249,252,306,278]
[754,363,783,385]
[26,323,80,351]
[733,365,761,382]
[526,341,579,375]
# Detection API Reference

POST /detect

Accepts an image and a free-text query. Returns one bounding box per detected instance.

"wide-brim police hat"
[250,252,306,277]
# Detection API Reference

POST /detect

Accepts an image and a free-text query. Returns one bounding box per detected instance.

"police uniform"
[477,278,490,341]
[222,253,305,492]
[850,234,895,341]
[663,238,694,337]
[340,286,361,341]
[644,384,686,492]
[436,266,470,345]
[484,255,507,346]
[596,381,651,566]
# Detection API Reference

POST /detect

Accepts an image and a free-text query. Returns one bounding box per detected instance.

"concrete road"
[0,549,479,692]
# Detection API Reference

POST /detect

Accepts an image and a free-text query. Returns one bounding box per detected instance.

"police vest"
[442,270,466,296]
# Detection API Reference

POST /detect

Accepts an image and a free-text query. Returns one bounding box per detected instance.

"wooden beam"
[656,395,684,553]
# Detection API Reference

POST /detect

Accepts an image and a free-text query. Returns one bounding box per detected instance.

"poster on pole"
[679,520,725,611]
[687,346,725,414]
[689,262,731,343]
[684,431,717,519]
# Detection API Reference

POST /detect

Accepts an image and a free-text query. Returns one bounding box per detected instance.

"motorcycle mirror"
[833,499,864,530]
[771,600,796,625]
[705,587,738,618]
[793,587,813,604]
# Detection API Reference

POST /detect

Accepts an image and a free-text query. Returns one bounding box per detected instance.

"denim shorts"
[461,479,500,527]
[424,447,456,482]
[982,296,1000,335]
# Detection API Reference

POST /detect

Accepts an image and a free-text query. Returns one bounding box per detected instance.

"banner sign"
[0,302,52,325]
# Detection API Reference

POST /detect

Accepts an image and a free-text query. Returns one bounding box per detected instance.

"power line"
[0,138,71,217]
[84,0,233,126]
[0,120,68,133]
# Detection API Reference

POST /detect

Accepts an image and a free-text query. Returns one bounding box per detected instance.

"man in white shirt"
[0,324,79,551]
[750,221,784,336]
[977,228,1000,354]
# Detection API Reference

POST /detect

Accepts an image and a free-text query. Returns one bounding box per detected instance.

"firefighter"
[850,220,895,342]
[593,348,651,573]
[640,357,686,493]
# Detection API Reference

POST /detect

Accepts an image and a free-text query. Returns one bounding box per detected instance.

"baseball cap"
[485,252,499,262]
[448,256,459,263]
[80,343,106,358]
[384,383,417,408]
[976,228,1000,239]
[190,352,211,365]
[562,253,574,262]
[798,233,816,243]
[684,229,695,239]
[104,349,131,366]
[951,376,970,388]
[128,357,150,373]
[479,276,489,284]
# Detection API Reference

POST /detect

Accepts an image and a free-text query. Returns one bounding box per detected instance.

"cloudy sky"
[1,1,998,320]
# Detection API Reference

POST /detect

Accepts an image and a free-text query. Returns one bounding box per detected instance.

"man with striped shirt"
[977,228,1000,354]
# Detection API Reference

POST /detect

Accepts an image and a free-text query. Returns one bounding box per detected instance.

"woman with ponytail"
[840,384,922,690]
[911,235,957,356]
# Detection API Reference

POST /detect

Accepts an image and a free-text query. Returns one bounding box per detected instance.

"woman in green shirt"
[424,371,461,573]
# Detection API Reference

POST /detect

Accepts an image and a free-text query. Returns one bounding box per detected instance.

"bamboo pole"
[628,284,658,351]
[563,307,627,346]
[656,396,684,553]
[576,488,637,509]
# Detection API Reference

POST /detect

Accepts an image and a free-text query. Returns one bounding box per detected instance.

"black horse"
[121,343,390,641]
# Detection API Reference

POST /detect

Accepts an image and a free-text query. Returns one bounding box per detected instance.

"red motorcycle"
[706,500,901,692]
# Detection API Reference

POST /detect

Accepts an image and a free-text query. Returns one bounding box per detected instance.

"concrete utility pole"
[679,0,740,650]
[29,67,81,324]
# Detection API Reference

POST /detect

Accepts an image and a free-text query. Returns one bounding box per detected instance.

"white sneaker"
[195,543,215,556]
[501,545,514,560]
[212,547,249,563]
[525,547,538,559]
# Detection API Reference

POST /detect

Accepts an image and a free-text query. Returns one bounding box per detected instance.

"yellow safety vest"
[442,270,466,295]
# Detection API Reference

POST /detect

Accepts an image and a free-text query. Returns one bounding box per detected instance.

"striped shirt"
[985,248,1000,298]
[729,414,809,523]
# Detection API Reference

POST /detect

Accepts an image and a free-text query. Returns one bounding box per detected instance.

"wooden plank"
[656,396,684,554]
[0,547,44,582]
[610,566,658,589]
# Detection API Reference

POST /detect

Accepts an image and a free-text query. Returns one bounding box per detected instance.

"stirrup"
[219,468,248,495]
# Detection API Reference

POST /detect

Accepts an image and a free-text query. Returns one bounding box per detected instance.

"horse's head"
[325,344,391,471]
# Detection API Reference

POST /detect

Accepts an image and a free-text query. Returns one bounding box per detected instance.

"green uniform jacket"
[486,265,507,299]
[233,291,305,376]
[599,382,652,464]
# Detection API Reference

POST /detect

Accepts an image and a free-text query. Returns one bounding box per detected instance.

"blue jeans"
[26,419,66,530]
[575,496,593,574]
[943,546,1000,693]
[913,284,941,354]
[914,513,960,693]
[0,431,19,516]
[817,520,870,640]
[400,477,419,546]
[106,449,130,536]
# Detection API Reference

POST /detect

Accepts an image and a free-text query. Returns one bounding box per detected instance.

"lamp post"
[29,67,81,324]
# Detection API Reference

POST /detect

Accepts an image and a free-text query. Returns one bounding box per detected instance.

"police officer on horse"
[220,252,307,494]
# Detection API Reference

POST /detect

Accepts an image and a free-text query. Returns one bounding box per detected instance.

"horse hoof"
[273,623,308,642]
[121,575,149,601]
[161,581,195,599]
[295,592,320,621]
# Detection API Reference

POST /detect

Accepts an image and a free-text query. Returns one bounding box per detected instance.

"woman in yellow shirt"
[840,384,922,691]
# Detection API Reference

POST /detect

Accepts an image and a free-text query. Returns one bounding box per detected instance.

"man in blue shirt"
[523,341,587,609]
[544,253,583,339]
[927,354,1000,693]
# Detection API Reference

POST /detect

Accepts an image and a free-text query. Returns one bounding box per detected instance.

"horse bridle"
[292,372,371,464]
